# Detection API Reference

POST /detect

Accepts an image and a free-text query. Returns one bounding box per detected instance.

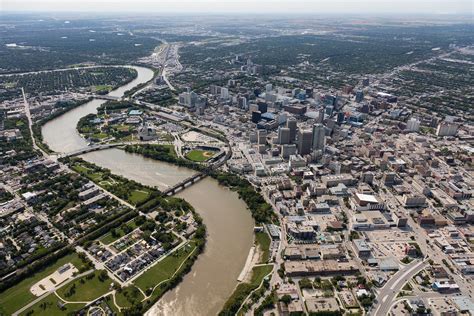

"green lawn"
[0,253,86,315]
[115,285,144,308]
[56,271,116,302]
[99,220,137,245]
[129,190,150,205]
[248,265,273,287]
[185,150,214,162]
[19,293,85,316]
[115,125,131,132]
[70,164,90,174]
[91,132,109,139]
[94,85,112,92]
[255,231,271,263]
[133,241,196,292]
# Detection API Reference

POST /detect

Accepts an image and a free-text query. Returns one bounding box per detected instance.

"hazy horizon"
[2,0,473,15]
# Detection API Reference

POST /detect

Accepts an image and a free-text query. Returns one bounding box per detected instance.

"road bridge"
[61,141,173,158]
[93,94,121,101]
[162,147,231,196]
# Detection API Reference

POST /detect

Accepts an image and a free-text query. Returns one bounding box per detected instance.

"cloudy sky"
[2,0,473,14]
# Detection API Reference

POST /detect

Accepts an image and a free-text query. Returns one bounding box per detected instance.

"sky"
[1,0,473,14]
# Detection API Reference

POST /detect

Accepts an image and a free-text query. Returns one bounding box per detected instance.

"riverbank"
[119,144,277,314]
[37,64,256,315]
[32,98,93,154]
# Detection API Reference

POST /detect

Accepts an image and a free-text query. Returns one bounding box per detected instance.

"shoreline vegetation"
[124,144,279,225]
[121,144,277,315]
[33,98,93,154]
[0,157,206,316]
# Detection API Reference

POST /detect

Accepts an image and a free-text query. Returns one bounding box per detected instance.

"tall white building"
[436,122,458,137]
[220,87,229,100]
[406,118,420,132]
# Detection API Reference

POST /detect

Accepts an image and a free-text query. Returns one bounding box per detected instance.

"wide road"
[371,259,428,316]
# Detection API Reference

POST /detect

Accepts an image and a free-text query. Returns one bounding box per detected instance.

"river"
[41,65,254,315]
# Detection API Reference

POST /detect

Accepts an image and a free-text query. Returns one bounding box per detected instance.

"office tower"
[337,112,345,124]
[406,118,420,132]
[249,132,258,143]
[265,83,273,92]
[220,87,229,99]
[362,78,370,86]
[210,85,221,95]
[317,108,325,123]
[251,111,261,123]
[278,127,291,145]
[436,122,458,137]
[325,105,334,116]
[257,102,268,113]
[355,90,364,103]
[281,144,297,159]
[312,123,325,151]
[287,117,297,142]
[258,130,267,145]
[238,97,247,109]
[297,130,313,155]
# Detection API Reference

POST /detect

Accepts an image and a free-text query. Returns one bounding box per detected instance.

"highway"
[371,259,428,316]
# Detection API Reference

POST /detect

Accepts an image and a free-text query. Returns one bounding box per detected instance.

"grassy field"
[56,271,116,302]
[0,253,86,315]
[185,149,214,162]
[115,285,144,308]
[94,85,112,92]
[255,231,271,263]
[134,241,196,293]
[91,132,109,139]
[129,190,150,205]
[19,293,85,316]
[100,220,137,245]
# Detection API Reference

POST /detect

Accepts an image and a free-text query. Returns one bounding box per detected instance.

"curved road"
[371,259,428,316]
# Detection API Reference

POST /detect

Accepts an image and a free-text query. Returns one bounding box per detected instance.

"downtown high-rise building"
[297,129,313,155]
[312,123,325,151]
[278,127,291,145]
[406,118,420,132]
[286,117,297,142]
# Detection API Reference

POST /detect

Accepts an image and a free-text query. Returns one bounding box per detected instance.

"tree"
[280,294,292,305]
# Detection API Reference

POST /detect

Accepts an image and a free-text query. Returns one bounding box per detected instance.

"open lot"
[30,263,79,296]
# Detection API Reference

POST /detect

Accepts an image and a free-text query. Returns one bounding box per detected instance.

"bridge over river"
[61,141,174,158]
